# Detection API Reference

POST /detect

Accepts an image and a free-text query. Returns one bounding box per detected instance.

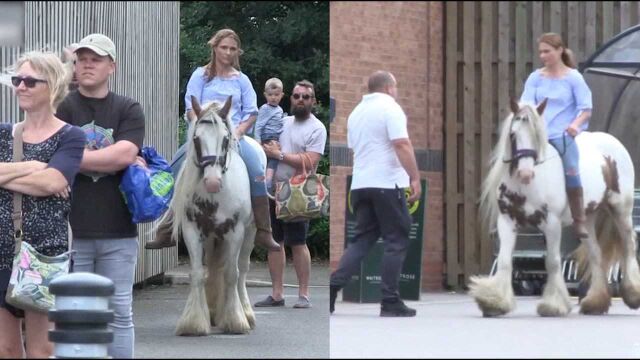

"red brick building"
[330,2,445,291]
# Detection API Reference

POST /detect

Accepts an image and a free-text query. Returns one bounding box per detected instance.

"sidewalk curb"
[164,273,327,288]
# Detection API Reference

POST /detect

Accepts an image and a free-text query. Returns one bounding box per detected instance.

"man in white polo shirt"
[330,70,421,317]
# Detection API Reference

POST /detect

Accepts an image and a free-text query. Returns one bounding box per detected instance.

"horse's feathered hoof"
[246,312,256,330]
[475,297,511,317]
[537,302,571,317]
[480,307,509,318]
[620,282,640,309]
[219,318,251,334]
[468,275,515,317]
[175,324,210,337]
[579,290,611,315]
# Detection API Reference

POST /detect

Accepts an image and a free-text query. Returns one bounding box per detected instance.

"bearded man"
[256,80,327,309]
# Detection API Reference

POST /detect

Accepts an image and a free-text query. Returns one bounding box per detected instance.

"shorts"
[269,198,309,246]
[0,269,24,318]
[260,133,280,144]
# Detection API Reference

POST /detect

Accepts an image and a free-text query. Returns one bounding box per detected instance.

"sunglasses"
[292,93,313,100]
[11,76,48,88]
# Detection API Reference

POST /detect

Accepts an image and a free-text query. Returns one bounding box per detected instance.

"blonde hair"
[14,51,72,112]
[265,77,283,92]
[204,29,244,82]
[537,32,577,69]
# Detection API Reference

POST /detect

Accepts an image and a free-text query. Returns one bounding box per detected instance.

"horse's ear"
[510,97,520,115]
[218,96,232,120]
[536,98,548,115]
[191,96,202,118]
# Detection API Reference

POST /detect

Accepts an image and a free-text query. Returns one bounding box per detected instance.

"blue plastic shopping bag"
[120,146,174,223]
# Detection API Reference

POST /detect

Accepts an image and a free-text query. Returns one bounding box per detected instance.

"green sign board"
[342,176,427,303]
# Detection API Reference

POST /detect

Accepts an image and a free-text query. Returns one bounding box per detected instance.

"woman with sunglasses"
[145,28,281,252]
[0,51,85,358]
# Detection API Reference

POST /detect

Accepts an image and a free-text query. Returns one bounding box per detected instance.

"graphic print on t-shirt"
[80,121,115,181]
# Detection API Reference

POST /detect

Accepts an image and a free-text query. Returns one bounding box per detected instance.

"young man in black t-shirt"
[56,33,144,359]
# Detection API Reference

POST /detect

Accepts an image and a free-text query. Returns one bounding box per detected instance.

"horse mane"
[478,102,548,233]
[162,99,240,242]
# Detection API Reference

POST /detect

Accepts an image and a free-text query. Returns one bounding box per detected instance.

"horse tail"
[573,206,624,284]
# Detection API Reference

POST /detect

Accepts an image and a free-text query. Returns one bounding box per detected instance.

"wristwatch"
[278,152,285,161]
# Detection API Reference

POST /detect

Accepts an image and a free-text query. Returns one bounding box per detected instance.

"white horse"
[160,95,259,335]
[469,98,640,317]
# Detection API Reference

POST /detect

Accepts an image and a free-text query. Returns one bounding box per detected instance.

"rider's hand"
[566,123,580,138]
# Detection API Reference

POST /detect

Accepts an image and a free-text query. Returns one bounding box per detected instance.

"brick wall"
[330,2,445,291]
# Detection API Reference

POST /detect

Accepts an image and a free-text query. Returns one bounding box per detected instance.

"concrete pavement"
[331,292,640,358]
[133,261,329,359]
[162,260,329,288]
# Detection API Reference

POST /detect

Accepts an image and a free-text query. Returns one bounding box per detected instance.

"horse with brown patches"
[157,96,260,335]
[470,98,640,317]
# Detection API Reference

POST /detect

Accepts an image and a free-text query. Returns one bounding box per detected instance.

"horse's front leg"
[206,236,224,326]
[237,222,256,329]
[537,214,572,316]
[175,221,211,336]
[469,215,517,316]
[216,226,251,334]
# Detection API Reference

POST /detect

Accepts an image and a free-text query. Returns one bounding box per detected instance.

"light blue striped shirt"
[520,68,592,139]
[254,103,284,142]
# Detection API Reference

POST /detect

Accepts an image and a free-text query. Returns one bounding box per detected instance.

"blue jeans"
[170,136,267,197]
[549,133,581,188]
[72,237,138,359]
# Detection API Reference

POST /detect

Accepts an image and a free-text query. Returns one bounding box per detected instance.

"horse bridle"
[192,118,231,174]
[502,116,539,172]
[507,133,539,164]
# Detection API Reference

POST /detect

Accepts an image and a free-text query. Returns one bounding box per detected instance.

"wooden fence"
[444,1,640,288]
[0,1,180,284]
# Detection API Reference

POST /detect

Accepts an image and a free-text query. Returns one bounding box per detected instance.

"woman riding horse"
[146,28,280,252]
[520,32,593,238]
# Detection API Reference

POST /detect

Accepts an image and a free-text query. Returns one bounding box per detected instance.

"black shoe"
[330,285,340,314]
[254,295,285,307]
[380,298,416,317]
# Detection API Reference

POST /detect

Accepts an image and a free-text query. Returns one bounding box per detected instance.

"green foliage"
[179,1,329,260]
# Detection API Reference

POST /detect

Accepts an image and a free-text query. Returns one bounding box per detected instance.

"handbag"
[274,152,329,222]
[5,122,73,313]
[120,146,174,223]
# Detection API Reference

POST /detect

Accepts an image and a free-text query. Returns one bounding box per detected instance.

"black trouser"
[330,187,411,301]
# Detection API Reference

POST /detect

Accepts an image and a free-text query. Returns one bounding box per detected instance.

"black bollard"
[48,272,115,359]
